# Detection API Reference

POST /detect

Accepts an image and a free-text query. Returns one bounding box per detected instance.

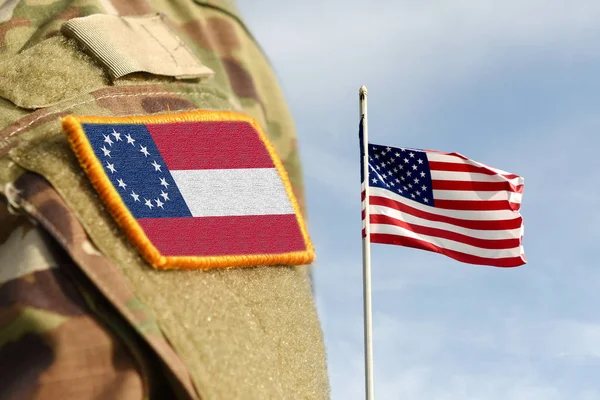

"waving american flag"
[360,124,525,267]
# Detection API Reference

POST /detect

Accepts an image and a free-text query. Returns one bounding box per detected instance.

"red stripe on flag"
[367,196,523,230]
[432,180,524,193]
[429,161,519,179]
[369,214,519,249]
[434,199,521,211]
[138,214,305,256]
[370,234,525,267]
[147,121,274,170]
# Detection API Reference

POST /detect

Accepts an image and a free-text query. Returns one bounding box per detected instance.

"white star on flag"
[140,145,150,157]
[112,129,122,141]
[151,160,162,171]
[125,133,135,145]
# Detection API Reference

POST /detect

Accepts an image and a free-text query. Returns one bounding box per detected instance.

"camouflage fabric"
[0,1,330,399]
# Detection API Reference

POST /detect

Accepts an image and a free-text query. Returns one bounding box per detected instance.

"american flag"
[360,126,526,267]
[82,119,311,263]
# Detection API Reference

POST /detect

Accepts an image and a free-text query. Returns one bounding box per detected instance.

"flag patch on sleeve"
[62,111,315,270]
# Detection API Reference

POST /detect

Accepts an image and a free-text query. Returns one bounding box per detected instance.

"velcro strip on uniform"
[62,111,315,270]
[61,14,214,81]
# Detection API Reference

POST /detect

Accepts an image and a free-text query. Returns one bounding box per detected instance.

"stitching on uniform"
[7,91,204,137]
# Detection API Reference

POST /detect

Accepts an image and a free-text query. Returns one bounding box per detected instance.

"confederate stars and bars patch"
[62,111,315,270]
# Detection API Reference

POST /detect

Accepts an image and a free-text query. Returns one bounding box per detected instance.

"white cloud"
[242,0,600,115]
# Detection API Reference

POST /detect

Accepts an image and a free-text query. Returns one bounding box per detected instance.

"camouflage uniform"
[0,1,330,399]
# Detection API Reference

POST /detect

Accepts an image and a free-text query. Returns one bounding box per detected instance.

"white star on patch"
[411,193,416,198]
[131,191,140,202]
[106,162,116,173]
[372,178,377,184]
[160,190,170,201]
[412,165,418,170]
[418,159,423,164]
[420,171,426,177]
[140,145,150,157]
[144,198,154,209]
[103,134,113,146]
[423,198,429,203]
[395,152,400,157]
[151,160,162,172]
[421,185,427,191]
[414,178,419,184]
[403,158,409,163]
[101,146,111,157]
[159,177,170,188]
[155,198,164,209]
[409,152,415,158]
[125,133,135,145]
[117,178,127,189]
[112,129,122,141]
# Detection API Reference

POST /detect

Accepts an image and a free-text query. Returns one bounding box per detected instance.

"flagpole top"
[359,85,368,96]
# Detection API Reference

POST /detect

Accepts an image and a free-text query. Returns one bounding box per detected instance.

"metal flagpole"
[360,85,374,400]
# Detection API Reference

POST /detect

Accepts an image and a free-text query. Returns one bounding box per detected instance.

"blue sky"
[240,2,600,399]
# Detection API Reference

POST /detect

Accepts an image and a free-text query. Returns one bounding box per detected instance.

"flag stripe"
[430,170,522,185]
[432,189,522,203]
[431,180,524,193]
[369,214,520,249]
[138,214,306,256]
[370,233,525,267]
[170,168,294,217]
[365,196,522,230]
[367,223,521,259]
[147,121,274,171]
[366,188,521,222]
[427,153,519,179]
[434,199,521,211]
[366,204,522,240]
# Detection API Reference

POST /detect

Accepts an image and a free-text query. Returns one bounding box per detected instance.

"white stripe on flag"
[426,152,517,175]
[430,170,522,185]
[367,204,522,240]
[369,224,521,258]
[368,187,520,221]
[171,168,294,217]
[432,189,523,203]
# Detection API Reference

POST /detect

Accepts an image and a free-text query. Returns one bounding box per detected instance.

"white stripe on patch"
[171,168,294,217]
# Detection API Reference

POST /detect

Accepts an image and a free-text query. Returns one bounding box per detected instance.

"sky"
[239,1,600,399]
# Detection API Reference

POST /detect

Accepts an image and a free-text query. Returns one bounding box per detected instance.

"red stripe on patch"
[138,214,306,256]
[146,121,274,170]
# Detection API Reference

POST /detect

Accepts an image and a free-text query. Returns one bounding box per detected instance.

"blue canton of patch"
[367,145,435,206]
[84,123,192,219]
